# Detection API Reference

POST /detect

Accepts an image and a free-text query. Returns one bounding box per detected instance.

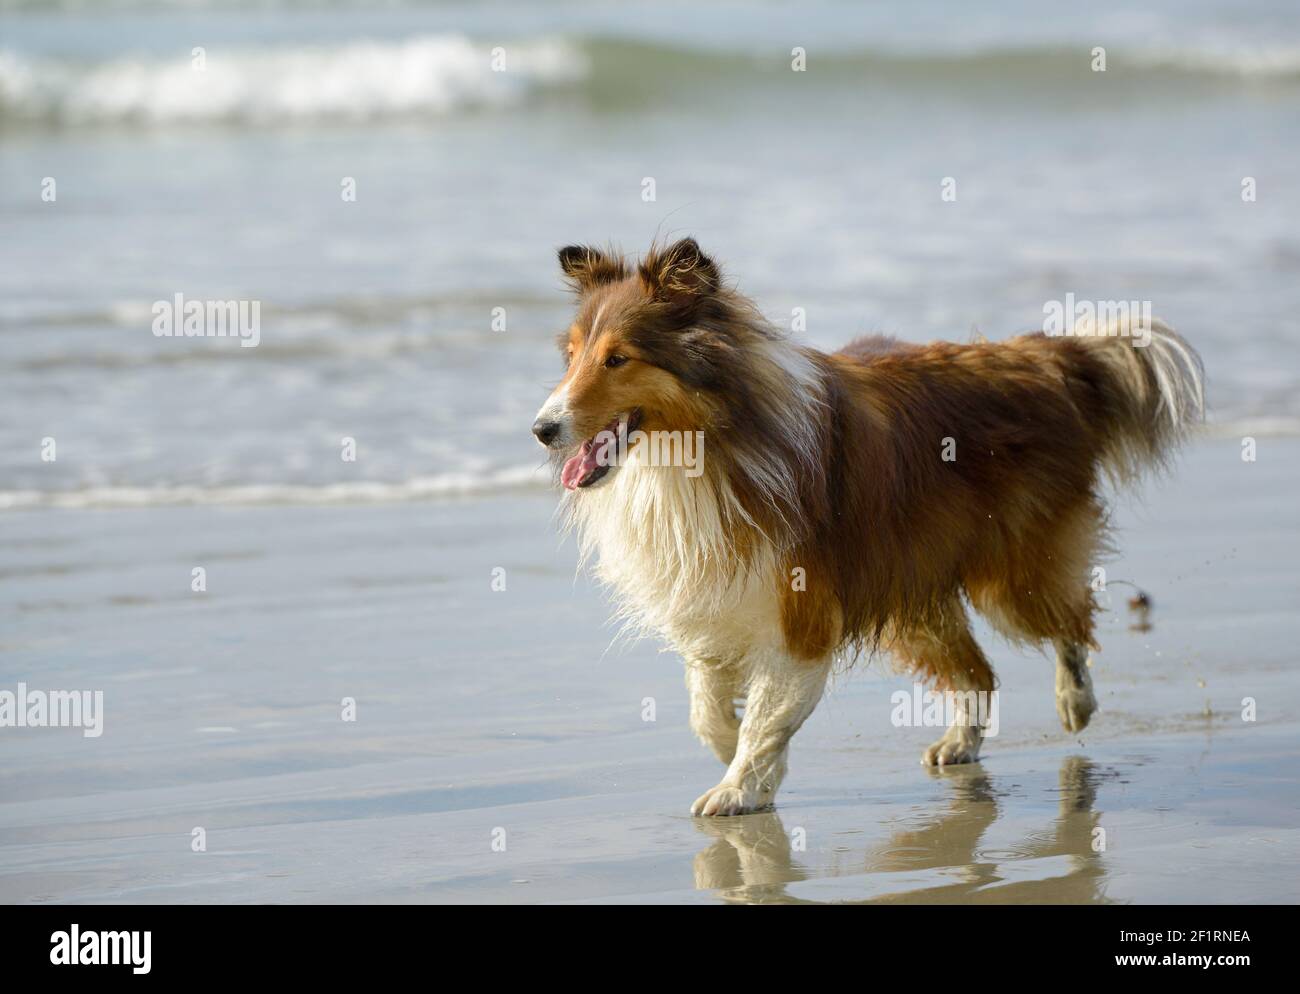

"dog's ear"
[638,238,720,310]
[557,245,628,291]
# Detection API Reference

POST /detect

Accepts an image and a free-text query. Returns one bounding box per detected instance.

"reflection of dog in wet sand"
[533,238,1204,815]
[694,757,1110,904]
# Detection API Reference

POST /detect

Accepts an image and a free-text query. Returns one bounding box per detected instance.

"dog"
[532,237,1204,816]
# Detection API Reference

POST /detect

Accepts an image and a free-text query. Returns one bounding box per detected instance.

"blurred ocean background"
[3,0,1300,508]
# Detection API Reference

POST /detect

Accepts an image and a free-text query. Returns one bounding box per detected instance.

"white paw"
[921,728,982,767]
[690,782,765,817]
[1056,683,1097,733]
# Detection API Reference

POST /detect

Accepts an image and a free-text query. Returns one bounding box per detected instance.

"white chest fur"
[566,456,782,662]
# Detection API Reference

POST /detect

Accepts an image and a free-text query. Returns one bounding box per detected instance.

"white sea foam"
[0,35,587,125]
[0,465,549,511]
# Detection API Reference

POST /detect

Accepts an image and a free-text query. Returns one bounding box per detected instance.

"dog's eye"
[604,354,629,369]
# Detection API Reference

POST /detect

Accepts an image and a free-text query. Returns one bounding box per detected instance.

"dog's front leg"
[690,652,829,817]
[685,656,742,764]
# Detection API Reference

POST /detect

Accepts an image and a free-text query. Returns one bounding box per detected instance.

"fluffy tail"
[1063,314,1205,484]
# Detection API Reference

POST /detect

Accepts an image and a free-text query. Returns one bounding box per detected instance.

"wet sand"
[1,435,1297,904]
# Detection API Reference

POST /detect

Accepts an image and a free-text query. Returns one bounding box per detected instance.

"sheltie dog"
[532,238,1204,816]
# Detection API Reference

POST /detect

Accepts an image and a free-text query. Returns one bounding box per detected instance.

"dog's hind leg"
[888,604,997,767]
[685,656,742,764]
[968,496,1102,735]
[1055,639,1097,733]
[690,651,829,817]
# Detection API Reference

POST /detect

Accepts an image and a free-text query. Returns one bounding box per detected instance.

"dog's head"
[532,237,727,490]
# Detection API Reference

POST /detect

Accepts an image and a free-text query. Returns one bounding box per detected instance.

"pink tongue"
[562,430,619,490]
[561,440,600,490]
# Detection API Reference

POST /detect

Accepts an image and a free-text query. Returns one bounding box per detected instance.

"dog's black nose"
[532,418,561,446]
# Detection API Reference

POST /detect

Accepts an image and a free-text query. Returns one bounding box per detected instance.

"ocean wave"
[579,38,1300,85]
[1,291,565,368]
[3,34,1299,127]
[0,35,587,125]
[0,465,550,511]
[0,290,561,333]
[1131,44,1300,78]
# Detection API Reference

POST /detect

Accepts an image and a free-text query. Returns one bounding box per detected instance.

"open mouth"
[560,409,642,490]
